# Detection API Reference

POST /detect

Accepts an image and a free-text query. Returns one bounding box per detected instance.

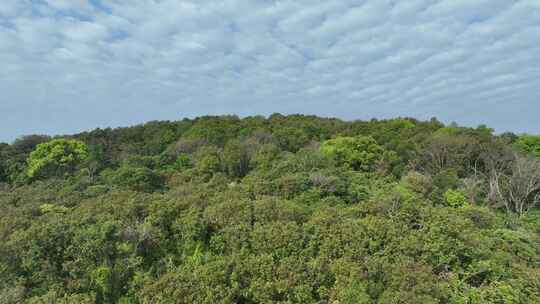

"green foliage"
[26,139,89,180]
[102,165,163,193]
[320,136,385,172]
[0,144,8,183]
[223,139,252,178]
[39,203,69,214]
[273,126,311,152]
[401,171,433,195]
[12,135,51,154]
[194,146,223,180]
[167,153,191,171]
[520,210,540,234]
[92,266,113,300]
[444,189,470,208]
[515,135,540,157]
[183,116,241,146]
[1,115,539,303]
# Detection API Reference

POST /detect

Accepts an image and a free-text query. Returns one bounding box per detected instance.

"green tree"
[12,134,51,155]
[102,165,163,193]
[26,139,89,179]
[223,139,252,178]
[273,126,311,152]
[3,115,540,303]
[0,144,8,183]
[194,146,223,180]
[320,136,384,172]
[515,135,540,157]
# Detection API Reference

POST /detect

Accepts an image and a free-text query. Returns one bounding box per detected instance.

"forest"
[0,114,539,303]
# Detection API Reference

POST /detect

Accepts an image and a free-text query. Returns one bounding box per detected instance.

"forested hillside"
[0,114,539,303]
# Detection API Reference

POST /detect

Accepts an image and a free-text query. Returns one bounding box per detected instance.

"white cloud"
[0,0,539,142]
[62,21,108,42]
[0,1,23,17]
[44,0,93,12]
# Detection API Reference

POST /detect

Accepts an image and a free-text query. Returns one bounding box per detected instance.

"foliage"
[102,165,164,193]
[0,114,539,303]
[401,171,433,195]
[515,135,540,157]
[320,136,384,172]
[444,189,470,208]
[194,146,223,180]
[39,203,69,214]
[26,139,89,180]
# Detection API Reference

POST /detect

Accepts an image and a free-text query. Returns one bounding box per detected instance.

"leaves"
[26,139,89,180]
[0,115,539,303]
[320,136,385,172]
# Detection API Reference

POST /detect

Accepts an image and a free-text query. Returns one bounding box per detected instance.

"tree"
[223,139,252,178]
[484,145,540,215]
[102,165,163,193]
[12,135,50,155]
[422,129,480,176]
[515,135,540,157]
[320,136,384,172]
[0,144,8,183]
[194,146,223,180]
[183,116,241,146]
[501,154,540,215]
[3,115,540,303]
[1,136,51,183]
[481,139,515,207]
[26,139,89,180]
[273,126,310,152]
[401,171,433,196]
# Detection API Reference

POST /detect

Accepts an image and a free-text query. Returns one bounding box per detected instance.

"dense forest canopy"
[0,114,539,303]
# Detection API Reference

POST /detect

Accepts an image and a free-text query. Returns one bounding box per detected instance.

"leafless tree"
[462,176,483,205]
[422,134,479,175]
[481,141,513,208]
[503,154,540,215]
[483,146,540,215]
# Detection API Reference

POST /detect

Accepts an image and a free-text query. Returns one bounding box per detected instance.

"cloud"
[0,0,539,142]
[44,0,93,12]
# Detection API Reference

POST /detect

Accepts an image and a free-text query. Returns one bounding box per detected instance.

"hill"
[1,114,539,303]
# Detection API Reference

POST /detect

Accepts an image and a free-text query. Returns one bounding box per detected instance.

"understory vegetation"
[0,114,539,303]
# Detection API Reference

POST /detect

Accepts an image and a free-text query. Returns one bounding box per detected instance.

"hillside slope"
[1,115,539,303]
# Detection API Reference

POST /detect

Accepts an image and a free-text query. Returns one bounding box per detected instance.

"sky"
[1,0,539,143]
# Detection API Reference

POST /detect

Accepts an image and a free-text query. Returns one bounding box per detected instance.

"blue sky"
[1,0,539,143]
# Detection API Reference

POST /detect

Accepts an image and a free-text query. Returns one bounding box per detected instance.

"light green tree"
[320,136,384,172]
[515,135,540,157]
[26,139,89,179]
